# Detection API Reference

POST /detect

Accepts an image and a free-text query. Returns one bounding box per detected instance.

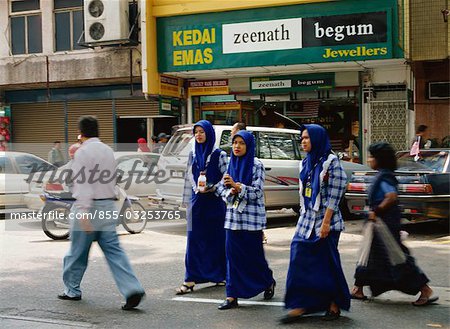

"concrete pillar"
[0,1,10,57]
[41,0,54,54]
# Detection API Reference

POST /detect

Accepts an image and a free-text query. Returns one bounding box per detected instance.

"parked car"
[150,125,368,216]
[24,151,160,211]
[0,151,56,209]
[345,149,450,222]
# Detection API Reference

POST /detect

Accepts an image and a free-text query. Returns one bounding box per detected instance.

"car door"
[11,154,54,206]
[0,155,20,207]
[256,131,301,209]
[116,154,159,197]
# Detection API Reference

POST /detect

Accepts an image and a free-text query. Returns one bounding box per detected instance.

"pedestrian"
[280,124,350,324]
[411,125,428,150]
[68,142,81,160]
[230,122,268,244]
[216,130,275,310]
[351,142,438,306]
[59,116,145,310]
[153,132,170,153]
[175,120,228,295]
[48,141,65,167]
[231,122,246,137]
[137,137,151,152]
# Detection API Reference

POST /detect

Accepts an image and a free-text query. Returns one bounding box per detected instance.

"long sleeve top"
[295,154,347,239]
[70,138,117,210]
[216,159,266,231]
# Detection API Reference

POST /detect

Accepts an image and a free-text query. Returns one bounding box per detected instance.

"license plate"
[171,170,185,178]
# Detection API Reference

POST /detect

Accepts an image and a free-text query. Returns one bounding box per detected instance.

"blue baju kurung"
[184,148,227,283]
[216,131,274,299]
[182,120,227,284]
[284,124,351,313]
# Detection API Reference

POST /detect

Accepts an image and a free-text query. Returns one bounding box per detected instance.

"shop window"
[9,0,42,55]
[54,0,84,51]
[259,132,299,160]
[0,156,15,174]
[219,130,232,155]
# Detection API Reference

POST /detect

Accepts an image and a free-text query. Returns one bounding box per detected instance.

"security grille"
[369,100,408,151]
[362,85,411,154]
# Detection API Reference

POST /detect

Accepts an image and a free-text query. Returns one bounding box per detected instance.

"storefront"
[5,85,181,157]
[154,0,412,161]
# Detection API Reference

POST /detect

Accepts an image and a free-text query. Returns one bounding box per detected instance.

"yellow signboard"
[160,74,183,98]
[188,79,229,96]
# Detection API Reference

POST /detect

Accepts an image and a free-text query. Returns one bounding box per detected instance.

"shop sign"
[201,101,241,111]
[160,75,183,98]
[188,79,229,96]
[250,73,334,94]
[157,1,398,72]
[159,97,181,116]
[200,95,236,102]
[222,18,302,54]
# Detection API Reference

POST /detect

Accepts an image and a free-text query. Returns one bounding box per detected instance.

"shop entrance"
[254,98,361,162]
[116,117,147,151]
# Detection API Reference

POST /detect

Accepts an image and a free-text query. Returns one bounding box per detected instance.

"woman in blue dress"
[176,120,228,294]
[216,130,275,310]
[351,142,437,306]
[281,124,351,323]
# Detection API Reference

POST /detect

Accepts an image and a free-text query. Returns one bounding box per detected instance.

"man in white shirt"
[58,116,145,310]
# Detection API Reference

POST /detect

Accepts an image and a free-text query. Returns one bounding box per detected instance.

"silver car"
[150,125,368,215]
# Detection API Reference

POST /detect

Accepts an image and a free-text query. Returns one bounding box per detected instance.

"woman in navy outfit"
[216,130,275,310]
[281,124,351,323]
[351,142,437,306]
[176,120,228,294]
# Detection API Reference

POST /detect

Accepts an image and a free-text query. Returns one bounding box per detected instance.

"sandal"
[263,280,276,300]
[351,293,368,300]
[323,309,341,321]
[175,283,195,295]
[412,295,439,306]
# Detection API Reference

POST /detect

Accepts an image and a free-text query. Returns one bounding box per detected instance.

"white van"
[150,125,368,215]
[151,125,303,212]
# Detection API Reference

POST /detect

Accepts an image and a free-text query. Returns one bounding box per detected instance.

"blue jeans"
[62,200,144,299]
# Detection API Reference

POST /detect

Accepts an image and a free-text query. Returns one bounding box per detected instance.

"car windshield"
[162,130,193,157]
[397,151,448,172]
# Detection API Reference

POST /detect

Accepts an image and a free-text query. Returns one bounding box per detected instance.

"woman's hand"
[319,222,330,238]
[368,211,377,222]
[223,174,235,189]
[230,184,242,195]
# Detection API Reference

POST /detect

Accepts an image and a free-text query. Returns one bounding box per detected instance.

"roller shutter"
[11,102,65,158]
[115,98,159,117]
[67,100,114,144]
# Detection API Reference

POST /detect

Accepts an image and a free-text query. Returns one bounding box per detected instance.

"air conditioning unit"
[428,82,450,99]
[84,0,129,43]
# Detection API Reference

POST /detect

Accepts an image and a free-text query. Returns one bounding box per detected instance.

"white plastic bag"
[356,221,374,267]
[374,219,407,266]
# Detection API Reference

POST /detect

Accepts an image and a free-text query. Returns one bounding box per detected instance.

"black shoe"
[218,298,238,310]
[57,293,81,301]
[122,292,145,310]
[279,313,304,324]
[322,310,341,321]
[263,280,276,300]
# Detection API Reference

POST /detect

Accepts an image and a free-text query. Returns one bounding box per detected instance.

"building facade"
[409,0,449,146]
[0,0,180,156]
[145,0,416,162]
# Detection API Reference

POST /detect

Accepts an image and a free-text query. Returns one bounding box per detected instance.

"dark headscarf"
[193,120,216,172]
[227,130,255,186]
[299,124,332,205]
